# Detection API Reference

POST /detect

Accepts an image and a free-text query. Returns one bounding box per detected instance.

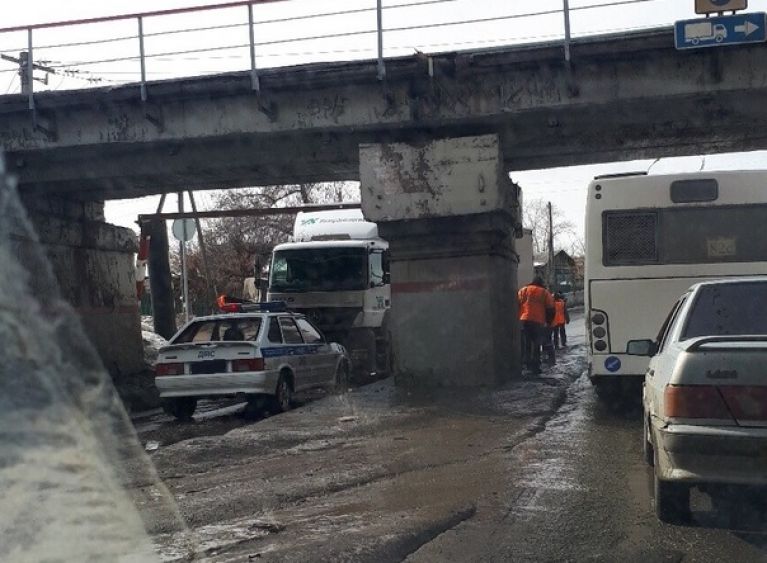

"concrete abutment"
[16,193,150,408]
[360,134,522,387]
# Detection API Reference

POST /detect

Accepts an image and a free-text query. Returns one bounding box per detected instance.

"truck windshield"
[683,282,767,339]
[270,247,367,292]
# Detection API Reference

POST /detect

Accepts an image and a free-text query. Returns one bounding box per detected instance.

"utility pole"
[18,52,29,94]
[1,52,53,93]
[547,201,555,291]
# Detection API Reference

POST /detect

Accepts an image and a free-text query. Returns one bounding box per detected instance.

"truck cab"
[267,209,390,378]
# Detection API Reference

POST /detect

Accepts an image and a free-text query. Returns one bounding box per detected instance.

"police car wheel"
[334,362,349,394]
[273,376,292,413]
[162,397,197,421]
[244,395,268,420]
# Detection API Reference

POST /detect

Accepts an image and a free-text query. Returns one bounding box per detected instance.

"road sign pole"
[179,192,189,322]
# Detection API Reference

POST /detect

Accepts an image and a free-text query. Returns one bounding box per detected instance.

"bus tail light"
[155,362,183,377]
[232,358,265,372]
[589,309,609,353]
[664,385,732,420]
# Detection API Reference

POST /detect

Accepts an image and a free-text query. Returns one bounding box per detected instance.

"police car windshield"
[174,318,262,343]
[270,248,367,292]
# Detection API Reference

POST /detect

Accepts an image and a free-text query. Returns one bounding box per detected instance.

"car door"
[295,317,335,387]
[278,316,311,391]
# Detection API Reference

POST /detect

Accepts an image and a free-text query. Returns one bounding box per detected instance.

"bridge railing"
[0,0,730,104]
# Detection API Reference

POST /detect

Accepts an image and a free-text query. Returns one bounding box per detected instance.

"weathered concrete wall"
[361,135,515,222]
[380,215,521,387]
[16,194,146,403]
[4,30,767,198]
[361,135,521,386]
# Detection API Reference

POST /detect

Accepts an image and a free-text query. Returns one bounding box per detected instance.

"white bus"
[585,170,767,394]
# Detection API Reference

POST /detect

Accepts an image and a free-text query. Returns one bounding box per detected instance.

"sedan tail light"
[664,385,732,420]
[232,358,265,372]
[155,362,184,377]
[719,386,767,422]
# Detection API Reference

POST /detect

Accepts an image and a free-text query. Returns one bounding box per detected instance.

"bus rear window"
[670,179,718,203]
[603,212,658,265]
[603,205,767,266]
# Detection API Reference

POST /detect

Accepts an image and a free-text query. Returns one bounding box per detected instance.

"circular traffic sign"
[172,218,196,242]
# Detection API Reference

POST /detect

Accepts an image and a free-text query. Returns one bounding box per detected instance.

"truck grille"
[295,307,359,331]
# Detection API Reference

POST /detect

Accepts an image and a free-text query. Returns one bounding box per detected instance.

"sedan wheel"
[643,416,654,467]
[654,470,691,524]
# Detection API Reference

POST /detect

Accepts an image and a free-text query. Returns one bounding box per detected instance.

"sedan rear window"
[174,318,262,343]
[683,282,767,339]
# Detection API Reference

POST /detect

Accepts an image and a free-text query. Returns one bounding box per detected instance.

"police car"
[154,300,350,420]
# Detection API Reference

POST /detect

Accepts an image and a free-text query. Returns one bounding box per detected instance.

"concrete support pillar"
[146,219,177,340]
[360,134,522,387]
[17,194,145,391]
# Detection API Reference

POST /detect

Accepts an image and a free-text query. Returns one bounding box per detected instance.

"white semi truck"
[267,209,391,378]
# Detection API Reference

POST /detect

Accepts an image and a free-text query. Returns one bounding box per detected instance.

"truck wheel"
[643,415,654,467]
[375,337,391,377]
[654,469,691,524]
[161,397,197,421]
[270,375,293,414]
[334,362,350,394]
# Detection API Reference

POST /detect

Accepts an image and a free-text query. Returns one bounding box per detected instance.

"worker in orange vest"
[518,276,555,374]
[551,292,570,349]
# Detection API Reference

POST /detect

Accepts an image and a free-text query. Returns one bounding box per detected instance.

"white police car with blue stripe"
[154,301,350,420]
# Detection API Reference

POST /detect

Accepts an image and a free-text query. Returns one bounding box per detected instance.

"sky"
[3,0,767,244]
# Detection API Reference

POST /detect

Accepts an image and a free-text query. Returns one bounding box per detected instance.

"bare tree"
[170,182,358,313]
[523,198,578,258]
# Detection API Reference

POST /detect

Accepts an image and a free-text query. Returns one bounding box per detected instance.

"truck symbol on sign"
[685,22,728,45]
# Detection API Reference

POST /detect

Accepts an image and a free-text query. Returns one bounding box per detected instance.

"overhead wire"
[4,73,16,94]
[0,0,690,88]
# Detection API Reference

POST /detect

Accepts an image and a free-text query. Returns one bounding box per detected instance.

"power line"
[0,0,666,55]
[4,73,15,94]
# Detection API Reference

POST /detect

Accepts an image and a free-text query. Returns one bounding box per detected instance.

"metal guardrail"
[0,0,753,107]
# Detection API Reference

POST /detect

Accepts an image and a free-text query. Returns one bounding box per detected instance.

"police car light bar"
[239,302,289,313]
[216,294,289,313]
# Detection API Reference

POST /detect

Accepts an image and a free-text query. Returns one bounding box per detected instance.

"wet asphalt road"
[133,316,767,562]
[408,375,767,563]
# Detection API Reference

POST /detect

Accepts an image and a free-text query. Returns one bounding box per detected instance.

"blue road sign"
[675,12,767,50]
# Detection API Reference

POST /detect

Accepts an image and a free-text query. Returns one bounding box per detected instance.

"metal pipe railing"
[0,0,693,103]
[138,17,147,101]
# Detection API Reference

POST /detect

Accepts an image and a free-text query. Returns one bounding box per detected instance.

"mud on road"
[134,343,587,561]
[132,315,767,562]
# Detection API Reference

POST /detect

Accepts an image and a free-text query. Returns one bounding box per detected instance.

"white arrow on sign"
[735,21,760,36]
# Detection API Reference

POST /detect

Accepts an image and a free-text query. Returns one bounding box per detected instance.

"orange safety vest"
[518,284,554,325]
[552,299,566,327]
